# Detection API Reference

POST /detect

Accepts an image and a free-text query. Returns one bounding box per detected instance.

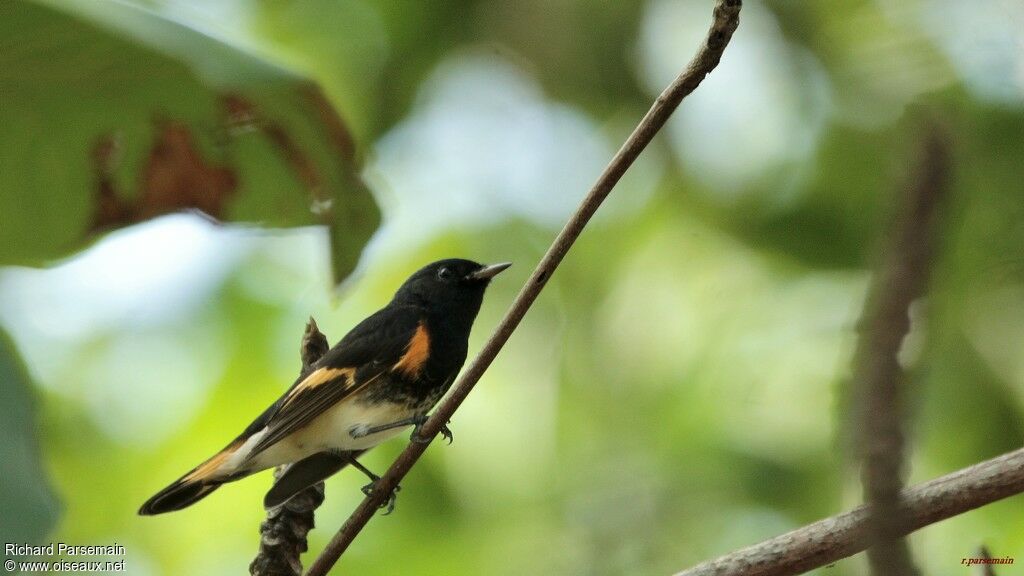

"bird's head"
[393,259,511,314]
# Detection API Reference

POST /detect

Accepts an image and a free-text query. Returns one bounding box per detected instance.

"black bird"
[139,259,510,515]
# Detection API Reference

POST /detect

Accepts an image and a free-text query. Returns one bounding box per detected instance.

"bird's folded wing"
[244,306,424,460]
[245,367,376,458]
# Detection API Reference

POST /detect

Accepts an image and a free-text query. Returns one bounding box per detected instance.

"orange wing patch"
[282,367,355,406]
[394,323,431,377]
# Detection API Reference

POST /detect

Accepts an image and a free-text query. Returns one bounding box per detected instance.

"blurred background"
[1,0,1023,574]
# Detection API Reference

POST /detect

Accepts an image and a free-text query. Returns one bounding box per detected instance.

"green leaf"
[0,0,379,284]
[0,328,60,543]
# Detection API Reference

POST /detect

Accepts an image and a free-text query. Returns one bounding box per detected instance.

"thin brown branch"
[250,318,330,576]
[304,1,743,574]
[673,446,1024,576]
[853,128,951,575]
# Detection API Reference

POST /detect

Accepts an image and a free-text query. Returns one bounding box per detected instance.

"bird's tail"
[263,451,353,509]
[139,441,243,515]
[138,477,223,515]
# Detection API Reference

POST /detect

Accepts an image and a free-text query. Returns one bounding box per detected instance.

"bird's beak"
[467,262,512,281]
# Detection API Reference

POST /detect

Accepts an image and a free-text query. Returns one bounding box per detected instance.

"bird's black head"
[392,259,510,324]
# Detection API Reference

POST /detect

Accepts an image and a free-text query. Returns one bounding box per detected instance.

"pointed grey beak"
[467,262,512,281]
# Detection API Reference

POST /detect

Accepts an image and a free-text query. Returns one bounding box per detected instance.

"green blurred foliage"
[0,0,378,283]
[1,0,1023,575]
[0,329,60,545]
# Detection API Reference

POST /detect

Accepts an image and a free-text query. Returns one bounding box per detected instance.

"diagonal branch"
[853,128,950,575]
[305,1,743,574]
[673,446,1024,576]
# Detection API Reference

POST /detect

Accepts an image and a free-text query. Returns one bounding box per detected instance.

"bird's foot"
[361,477,401,515]
[411,417,453,445]
[439,422,454,444]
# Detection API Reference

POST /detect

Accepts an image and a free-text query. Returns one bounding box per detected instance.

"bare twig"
[250,319,330,576]
[304,1,743,574]
[853,128,950,575]
[673,446,1024,576]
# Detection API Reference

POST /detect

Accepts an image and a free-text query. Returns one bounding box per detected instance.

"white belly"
[301,399,416,451]
[228,399,418,474]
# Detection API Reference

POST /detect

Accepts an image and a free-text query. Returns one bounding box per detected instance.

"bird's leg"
[345,455,401,515]
[349,415,425,438]
[347,457,380,483]
[374,414,454,444]
[349,414,454,445]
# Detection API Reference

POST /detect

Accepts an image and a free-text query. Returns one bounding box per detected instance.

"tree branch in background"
[250,319,330,576]
[673,447,1024,576]
[304,1,743,574]
[978,545,999,576]
[853,128,951,575]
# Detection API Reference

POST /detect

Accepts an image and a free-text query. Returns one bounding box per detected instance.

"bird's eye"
[437,267,454,281]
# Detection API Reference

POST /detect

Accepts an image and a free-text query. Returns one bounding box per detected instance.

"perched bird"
[139,258,510,515]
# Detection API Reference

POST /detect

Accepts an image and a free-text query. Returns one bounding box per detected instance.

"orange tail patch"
[184,441,241,482]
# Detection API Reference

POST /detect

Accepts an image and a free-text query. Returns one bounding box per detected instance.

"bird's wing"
[244,305,425,460]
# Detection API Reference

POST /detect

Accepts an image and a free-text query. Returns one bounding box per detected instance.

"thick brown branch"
[304,1,743,574]
[673,447,1024,576]
[853,129,950,575]
[250,318,330,576]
